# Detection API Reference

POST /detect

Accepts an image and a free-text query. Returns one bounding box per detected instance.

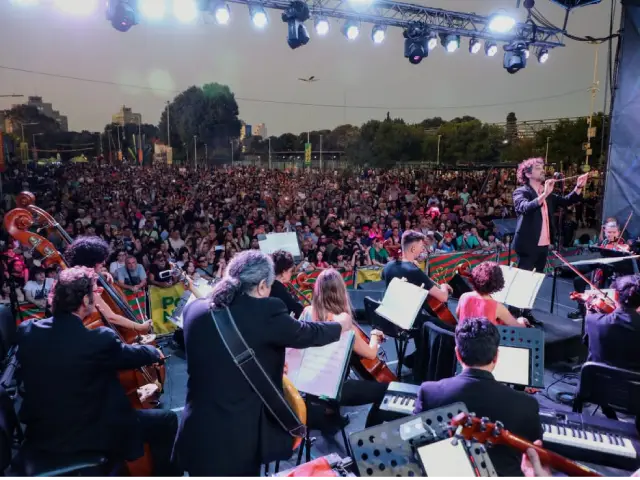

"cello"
[5,207,162,476]
[290,277,397,383]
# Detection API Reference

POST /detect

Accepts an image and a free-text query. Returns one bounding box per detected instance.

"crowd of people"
[0,161,600,307]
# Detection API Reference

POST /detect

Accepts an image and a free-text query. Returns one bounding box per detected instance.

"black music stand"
[492,219,517,265]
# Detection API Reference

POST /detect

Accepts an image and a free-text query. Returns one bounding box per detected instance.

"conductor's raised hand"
[543,179,555,198]
[576,172,589,189]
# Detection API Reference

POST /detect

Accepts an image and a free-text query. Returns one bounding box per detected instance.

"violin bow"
[617,212,633,245]
[551,250,617,307]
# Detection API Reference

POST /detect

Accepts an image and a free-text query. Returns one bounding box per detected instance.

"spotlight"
[404,22,428,65]
[173,0,198,22]
[537,48,549,64]
[441,34,460,53]
[139,0,166,20]
[427,32,438,51]
[503,40,527,74]
[106,0,138,32]
[250,5,268,28]
[469,38,481,54]
[485,41,498,57]
[282,1,310,49]
[211,2,230,24]
[342,21,359,40]
[524,48,530,59]
[371,25,386,44]
[314,17,329,35]
[488,13,516,33]
[54,0,98,15]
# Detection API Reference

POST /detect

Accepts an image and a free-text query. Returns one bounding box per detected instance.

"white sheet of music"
[375,277,428,330]
[491,266,545,310]
[285,331,354,400]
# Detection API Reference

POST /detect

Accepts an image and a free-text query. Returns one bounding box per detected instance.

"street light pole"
[230,139,234,166]
[193,135,198,170]
[268,137,272,169]
[320,134,323,170]
[437,134,442,166]
[166,101,171,149]
[545,136,550,164]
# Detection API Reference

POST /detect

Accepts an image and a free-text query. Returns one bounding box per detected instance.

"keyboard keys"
[542,422,636,459]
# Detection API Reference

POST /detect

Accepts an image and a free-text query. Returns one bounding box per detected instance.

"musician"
[269,250,304,318]
[414,318,541,477]
[568,221,628,319]
[513,158,588,324]
[456,261,529,327]
[16,267,179,475]
[64,236,152,333]
[585,274,640,372]
[299,268,387,428]
[173,250,353,476]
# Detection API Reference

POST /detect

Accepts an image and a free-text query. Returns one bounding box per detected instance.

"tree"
[506,112,518,143]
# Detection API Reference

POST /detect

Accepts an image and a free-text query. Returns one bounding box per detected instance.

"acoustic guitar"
[450,412,602,477]
[173,266,307,450]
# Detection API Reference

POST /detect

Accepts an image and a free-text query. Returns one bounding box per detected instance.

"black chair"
[363,297,416,378]
[413,321,456,384]
[572,361,640,422]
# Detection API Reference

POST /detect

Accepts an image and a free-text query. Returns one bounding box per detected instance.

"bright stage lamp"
[441,34,459,53]
[214,3,230,24]
[469,38,481,54]
[342,21,359,40]
[54,0,98,15]
[139,0,166,20]
[427,33,438,51]
[173,0,198,22]
[488,13,516,33]
[372,25,386,44]
[250,5,268,28]
[485,42,498,57]
[538,48,549,64]
[314,18,329,36]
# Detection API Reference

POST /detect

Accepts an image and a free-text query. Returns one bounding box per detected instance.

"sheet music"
[285,331,354,400]
[375,278,429,330]
[491,266,545,310]
[258,232,301,258]
[570,255,640,267]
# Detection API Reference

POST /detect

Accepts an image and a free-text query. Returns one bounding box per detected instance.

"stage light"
[469,38,481,54]
[173,0,198,22]
[139,0,166,20]
[488,13,515,33]
[371,25,386,44]
[282,1,310,49]
[524,48,530,59]
[314,17,329,36]
[250,5,268,28]
[106,0,138,32]
[427,32,438,51]
[404,22,428,65]
[537,48,549,64]
[503,40,527,74]
[342,21,359,40]
[441,34,460,53]
[485,42,498,57]
[211,2,230,24]
[54,0,98,15]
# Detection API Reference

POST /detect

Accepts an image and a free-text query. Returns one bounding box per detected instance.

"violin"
[450,412,602,477]
[290,279,397,383]
[603,238,631,253]
[569,291,616,314]
[5,205,163,476]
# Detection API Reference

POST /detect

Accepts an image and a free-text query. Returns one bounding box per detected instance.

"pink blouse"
[457,292,500,325]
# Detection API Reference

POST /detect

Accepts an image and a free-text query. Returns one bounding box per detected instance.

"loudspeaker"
[448,273,473,299]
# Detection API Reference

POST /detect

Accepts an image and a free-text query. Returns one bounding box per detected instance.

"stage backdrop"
[603,0,640,237]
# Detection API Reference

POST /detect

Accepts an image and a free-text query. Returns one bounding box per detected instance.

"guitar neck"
[504,432,602,477]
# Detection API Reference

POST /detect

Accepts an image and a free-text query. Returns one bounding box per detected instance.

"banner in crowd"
[148,284,184,334]
[17,302,46,324]
[289,268,354,302]
[121,287,148,323]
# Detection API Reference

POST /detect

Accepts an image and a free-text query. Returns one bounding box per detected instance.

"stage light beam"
[372,25,386,44]
[441,34,460,53]
[342,21,359,40]
[485,42,498,57]
[427,32,438,51]
[314,17,329,35]
[488,13,515,33]
[250,5,268,28]
[55,0,98,15]
[469,38,481,54]
[538,48,549,63]
[173,0,198,22]
[213,3,230,24]
[139,0,166,20]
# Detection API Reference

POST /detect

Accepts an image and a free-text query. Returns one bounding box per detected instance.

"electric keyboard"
[380,382,420,418]
[540,409,640,471]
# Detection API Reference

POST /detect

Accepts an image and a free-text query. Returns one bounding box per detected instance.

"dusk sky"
[0,0,618,135]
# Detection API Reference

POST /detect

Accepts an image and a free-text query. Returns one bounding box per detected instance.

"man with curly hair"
[512,158,589,324]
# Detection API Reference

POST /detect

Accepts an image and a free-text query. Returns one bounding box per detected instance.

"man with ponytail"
[173,250,352,476]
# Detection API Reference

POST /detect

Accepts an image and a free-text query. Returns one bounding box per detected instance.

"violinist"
[269,250,304,318]
[64,237,152,334]
[568,221,627,320]
[585,274,640,372]
[16,267,180,475]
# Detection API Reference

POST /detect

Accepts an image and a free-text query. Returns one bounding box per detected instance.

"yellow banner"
[148,284,184,334]
[355,261,426,287]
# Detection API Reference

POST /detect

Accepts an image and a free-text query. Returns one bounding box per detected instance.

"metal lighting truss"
[228,0,566,49]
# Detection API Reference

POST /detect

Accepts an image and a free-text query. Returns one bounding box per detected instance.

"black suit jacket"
[512,184,582,253]
[16,314,162,459]
[585,307,640,371]
[173,295,342,476]
[414,368,542,477]
[269,280,304,318]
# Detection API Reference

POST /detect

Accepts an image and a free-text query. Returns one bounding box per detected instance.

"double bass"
[5,206,164,476]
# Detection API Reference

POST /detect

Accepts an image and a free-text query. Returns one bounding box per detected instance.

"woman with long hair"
[174,250,352,477]
[299,268,388,428]
[269,250,304,318]
[456,261,529,327]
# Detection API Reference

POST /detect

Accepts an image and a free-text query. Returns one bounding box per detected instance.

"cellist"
[64,236,152,334]
[16,266,180,475]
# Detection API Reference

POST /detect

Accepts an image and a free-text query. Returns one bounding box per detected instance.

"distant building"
[254,123,267,139]
[11,96,69,132]
[240,123,252,142]
[112,105,142,126]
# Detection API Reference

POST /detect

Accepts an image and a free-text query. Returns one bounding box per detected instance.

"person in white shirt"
[116,256,148,292]
[23,267,54,309]
[109,251,127,275]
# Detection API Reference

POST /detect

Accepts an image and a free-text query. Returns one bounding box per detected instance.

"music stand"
[492,219,517,265]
